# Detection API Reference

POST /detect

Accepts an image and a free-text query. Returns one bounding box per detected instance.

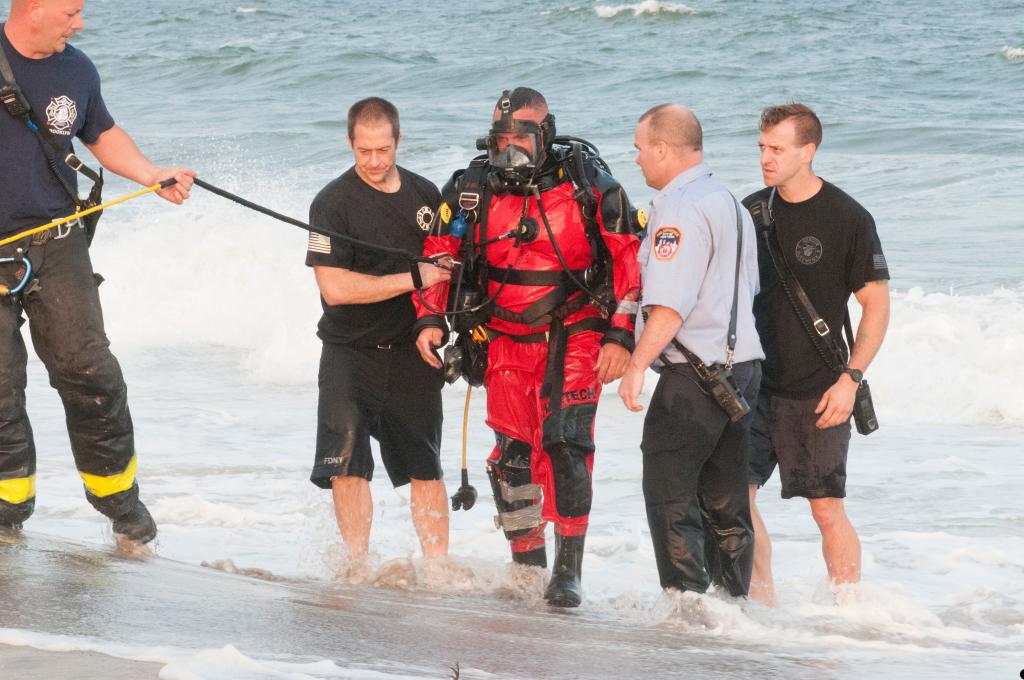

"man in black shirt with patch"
[743,103,890,605]
[305,97,452,572]
[0,0,194,544]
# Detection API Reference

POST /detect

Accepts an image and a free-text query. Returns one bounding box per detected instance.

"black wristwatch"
[843,367,864,384]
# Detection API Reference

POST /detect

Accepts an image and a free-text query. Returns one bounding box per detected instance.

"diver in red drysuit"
[414,88,641,607]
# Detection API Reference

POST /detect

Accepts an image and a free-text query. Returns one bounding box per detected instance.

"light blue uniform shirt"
[636,163,765,367]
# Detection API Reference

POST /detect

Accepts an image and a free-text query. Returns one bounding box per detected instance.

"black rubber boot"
[0,498,34,532]
[544,533,585,607]
[111,499,157,544]
[511,546,547,568]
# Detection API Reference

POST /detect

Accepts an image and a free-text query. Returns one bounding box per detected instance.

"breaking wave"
[1002,46,1024,62]
[594,1,700,18]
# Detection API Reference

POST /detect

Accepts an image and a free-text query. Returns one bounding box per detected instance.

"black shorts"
[747,392,851,499]
[312,342,444,489]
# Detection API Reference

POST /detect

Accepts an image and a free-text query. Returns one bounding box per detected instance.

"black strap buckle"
[64,153,84,172]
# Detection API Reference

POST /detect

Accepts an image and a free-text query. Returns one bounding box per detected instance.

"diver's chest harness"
[449,139,616,334]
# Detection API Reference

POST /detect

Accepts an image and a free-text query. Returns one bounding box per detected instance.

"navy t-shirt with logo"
[305,166,440,347]
[0,24,114,236]
[744,180,890,399]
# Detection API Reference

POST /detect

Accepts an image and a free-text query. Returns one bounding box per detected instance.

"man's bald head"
[638,104,702,152]
[634,104,704,190]
[6,0,85,57]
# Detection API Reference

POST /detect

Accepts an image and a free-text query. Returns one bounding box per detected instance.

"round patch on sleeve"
[653,226,682,261]
[416,206,435,231]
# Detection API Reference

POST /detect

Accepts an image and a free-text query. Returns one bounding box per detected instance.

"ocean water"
[2,0,1023,678]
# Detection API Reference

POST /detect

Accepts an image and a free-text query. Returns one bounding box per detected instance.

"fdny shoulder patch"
[653,226,682,261]
[307,231,331,255]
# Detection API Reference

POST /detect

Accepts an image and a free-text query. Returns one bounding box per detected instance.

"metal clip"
[53,221,74,240]
[64,153,84,172]
[813,318,830,336]
[459,191,480,212]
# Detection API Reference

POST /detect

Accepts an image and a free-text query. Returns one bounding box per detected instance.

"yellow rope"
[462,386,472,470]
[0,181,168,249]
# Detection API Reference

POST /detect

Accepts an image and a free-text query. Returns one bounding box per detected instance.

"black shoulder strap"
[563,143,615,314]
[667,196,744,373]
[760,187,848,373]
[0,38,102,206]
[457,157,492,289]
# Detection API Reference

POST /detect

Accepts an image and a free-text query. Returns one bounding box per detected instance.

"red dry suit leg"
[485,329,601,557]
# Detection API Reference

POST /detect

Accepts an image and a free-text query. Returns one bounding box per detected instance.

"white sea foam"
[1001,46,1024,62]
[235,7,259,13]
[871,286,1024,425]
[594,1,699,18]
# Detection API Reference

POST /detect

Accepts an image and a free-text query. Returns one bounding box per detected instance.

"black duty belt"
[30,218,81,245]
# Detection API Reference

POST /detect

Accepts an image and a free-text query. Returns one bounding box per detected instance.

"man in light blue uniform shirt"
[619,104,764,597]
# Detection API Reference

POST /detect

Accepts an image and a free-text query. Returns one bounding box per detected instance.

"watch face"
[846,368,863,383]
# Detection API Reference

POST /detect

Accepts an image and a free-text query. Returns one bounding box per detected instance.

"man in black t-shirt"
[0,1,194,544]
[743,104,890,605]
[305,97,452,571]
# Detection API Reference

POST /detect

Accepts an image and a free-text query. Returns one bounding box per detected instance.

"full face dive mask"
[476,90,555,189]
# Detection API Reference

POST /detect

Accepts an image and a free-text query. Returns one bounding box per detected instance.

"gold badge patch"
[440,202,452,224]
[636,208,648,230]
[653,226,682,261]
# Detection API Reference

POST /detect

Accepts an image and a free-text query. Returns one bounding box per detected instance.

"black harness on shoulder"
[450,137,617,331]
[0,43,104,246]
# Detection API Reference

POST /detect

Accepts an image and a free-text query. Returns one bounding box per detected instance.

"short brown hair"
[347,97,400,141]
[760,102,822,148]
[639,103,702,151]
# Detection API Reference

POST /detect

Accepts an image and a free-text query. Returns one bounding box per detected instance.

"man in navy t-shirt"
[0,0,195,544]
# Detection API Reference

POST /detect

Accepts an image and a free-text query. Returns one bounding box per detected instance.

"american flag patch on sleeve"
[873,254,887,270]
[307,232,331,255]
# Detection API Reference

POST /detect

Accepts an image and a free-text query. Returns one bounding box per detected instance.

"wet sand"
[0,645,163,679]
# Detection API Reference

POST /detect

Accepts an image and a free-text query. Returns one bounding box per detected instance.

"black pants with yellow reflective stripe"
[0,226,140,525]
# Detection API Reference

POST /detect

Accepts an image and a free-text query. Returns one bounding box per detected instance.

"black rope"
[193,177,436,264]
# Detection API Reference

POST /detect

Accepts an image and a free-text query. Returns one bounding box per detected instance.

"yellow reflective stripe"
[0,475,35,505]
[79,455,137,498]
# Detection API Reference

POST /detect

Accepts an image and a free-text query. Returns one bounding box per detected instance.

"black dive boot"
[544,533,585,607]
[111,499,157,544]
[511,546,547,568]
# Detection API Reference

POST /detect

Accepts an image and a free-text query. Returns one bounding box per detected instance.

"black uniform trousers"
[641,359,761,596]
[0,226,139,524]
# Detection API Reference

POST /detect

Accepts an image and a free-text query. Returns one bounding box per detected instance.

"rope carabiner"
[0,251,33,297]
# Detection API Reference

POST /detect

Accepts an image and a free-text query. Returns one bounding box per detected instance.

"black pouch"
[852,379,879,435]
[442,334,488,387]
[82,182,103,247]
[704,364,751,424]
